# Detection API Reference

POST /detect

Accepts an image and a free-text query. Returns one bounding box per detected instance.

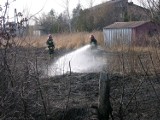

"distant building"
[87,0,150,29]
[103,21,160,46]
[33,25,45,36]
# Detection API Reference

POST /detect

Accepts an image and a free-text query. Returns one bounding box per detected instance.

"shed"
[103,21,160,46]
[33,25,45,36]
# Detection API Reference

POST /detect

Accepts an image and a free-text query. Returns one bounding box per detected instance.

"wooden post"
[98,73,113,120]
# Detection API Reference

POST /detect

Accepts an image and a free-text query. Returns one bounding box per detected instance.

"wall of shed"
[134,22,160,46]
[33,30,45,36]
[33,30,41,36]
[103,28,132,47]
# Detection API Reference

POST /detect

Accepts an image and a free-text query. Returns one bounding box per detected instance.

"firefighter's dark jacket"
[90,38,97,46]
[46,38,55,47]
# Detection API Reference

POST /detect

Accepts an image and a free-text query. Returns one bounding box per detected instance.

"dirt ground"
[40,72,160,120]
[0,46,160,120]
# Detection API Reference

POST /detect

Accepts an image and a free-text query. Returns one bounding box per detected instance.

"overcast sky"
[0,0,140,22]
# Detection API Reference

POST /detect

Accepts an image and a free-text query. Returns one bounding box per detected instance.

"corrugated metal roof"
[104,21,150,29]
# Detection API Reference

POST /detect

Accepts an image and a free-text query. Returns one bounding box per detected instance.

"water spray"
[46,44,107,76]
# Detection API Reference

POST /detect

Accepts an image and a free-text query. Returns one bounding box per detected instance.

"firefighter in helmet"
[46,34,55,55]
[90,35,97,47]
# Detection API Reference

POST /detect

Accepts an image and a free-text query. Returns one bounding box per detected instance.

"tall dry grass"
[105,35,160,75]
[14,31,104,49]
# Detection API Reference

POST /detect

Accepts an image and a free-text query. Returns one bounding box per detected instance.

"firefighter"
[46,34,55,55]
[90,35,97,48]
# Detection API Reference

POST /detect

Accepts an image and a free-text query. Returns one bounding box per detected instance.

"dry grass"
[13,31,104,49]
[99,33,160,75]
[106,44,160,75]
[104,42,160,53]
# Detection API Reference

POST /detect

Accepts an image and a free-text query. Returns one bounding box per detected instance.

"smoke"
[47,44,107,76]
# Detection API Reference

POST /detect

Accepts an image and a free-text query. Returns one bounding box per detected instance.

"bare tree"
[139,0,160,22]
[65,0,72,32]
[84,0,96,8]
[89,0,95,8]
[57,0,72,33]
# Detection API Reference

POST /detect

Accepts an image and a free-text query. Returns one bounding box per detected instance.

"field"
[0,31,160,120]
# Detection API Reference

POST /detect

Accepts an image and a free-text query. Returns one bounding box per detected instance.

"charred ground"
[0,46,160,120]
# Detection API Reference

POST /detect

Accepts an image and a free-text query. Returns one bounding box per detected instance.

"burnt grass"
[0,46,160,120]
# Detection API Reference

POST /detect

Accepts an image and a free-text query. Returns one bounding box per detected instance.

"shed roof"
[104,21,150,29]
